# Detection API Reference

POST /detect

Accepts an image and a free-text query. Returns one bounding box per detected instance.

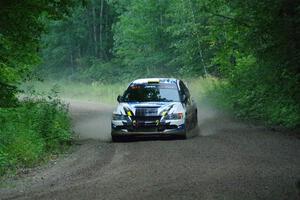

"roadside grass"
[188,77,300,129]
[185,76,220,103]
[23,81,128,104]
[23,78,218,105]
[0,97,72,177]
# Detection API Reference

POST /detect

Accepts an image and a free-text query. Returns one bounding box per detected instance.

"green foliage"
[0,0,77,106]
[214,59,300,127]
[78,60,132,83]
[165,0,212,76]
[0,98,72,176]
[0,82,18,107]
[113,0,173,73]
[26,80,126,104]
[187,76,220,102]
[204,0,300,128]
[39,0,117,78]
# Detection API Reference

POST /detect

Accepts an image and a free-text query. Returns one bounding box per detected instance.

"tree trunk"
[99,0,104,58]
[105,5,109,58]
[92,5,98,57]
[70,51,74,75]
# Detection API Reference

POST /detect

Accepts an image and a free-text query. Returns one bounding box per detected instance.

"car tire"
[180,120,188,139]
[111,135,122,142]
[181,132,187,139]
[193,110,198,129]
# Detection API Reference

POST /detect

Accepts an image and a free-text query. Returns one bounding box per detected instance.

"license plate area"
[133,120,159,132]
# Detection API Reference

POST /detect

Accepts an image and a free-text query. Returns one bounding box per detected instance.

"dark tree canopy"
[0,0,77,106]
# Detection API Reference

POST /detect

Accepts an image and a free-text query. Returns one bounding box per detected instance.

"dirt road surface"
[1,100,300,200]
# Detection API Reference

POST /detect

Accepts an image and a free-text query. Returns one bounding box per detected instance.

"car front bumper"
[111,118,186,138]
[111,128,186,137]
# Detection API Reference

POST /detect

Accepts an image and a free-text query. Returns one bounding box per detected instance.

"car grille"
[132,116,161,121]
[135,107,158,116]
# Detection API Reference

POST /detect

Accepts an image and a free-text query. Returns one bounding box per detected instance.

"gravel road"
[1,100,300,200]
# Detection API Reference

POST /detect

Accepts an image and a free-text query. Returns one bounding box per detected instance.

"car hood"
[113,101,185,116]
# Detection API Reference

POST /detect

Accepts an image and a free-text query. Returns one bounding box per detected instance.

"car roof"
[131,78,179,84]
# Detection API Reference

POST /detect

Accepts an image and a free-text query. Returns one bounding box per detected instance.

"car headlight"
[164,113,183,120]
[112,114,128,120]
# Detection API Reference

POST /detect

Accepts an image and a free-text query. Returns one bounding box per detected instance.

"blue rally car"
[111,78,198,141]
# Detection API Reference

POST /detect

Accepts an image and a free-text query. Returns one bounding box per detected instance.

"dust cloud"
[67,98,248,141]
[196,100,249,136]
[67,99,114,141]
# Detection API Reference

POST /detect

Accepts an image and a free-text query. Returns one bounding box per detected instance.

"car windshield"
[122,83,180,102]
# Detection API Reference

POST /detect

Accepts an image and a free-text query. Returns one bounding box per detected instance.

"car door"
[184,83,197,129]
[179,81,194,130]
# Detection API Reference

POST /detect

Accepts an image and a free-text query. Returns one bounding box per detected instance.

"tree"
[113,0,175,77]
[40,0,118,78]
[0,0,77,106]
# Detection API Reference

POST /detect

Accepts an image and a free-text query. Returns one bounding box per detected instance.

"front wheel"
[193,110,198,129]
[179,120,188,139]
[111,135,122,142]
[180,132,187,140]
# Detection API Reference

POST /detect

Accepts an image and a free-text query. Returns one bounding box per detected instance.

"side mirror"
[117,95,123,103]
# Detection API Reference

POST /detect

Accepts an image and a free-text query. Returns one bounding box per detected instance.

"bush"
[215,55,300,128]
[0,98,72,176]
[0,82,18,107]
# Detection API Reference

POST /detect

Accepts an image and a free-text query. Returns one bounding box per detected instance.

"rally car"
[111,78,198,141]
